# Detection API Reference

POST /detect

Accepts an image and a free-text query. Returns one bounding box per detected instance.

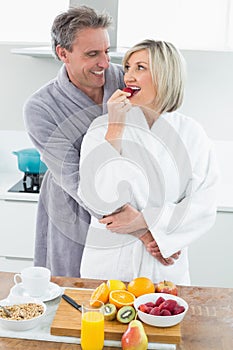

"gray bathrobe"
[24,63,124,277]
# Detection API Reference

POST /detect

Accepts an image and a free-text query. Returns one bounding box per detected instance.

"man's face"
[59,27,110,94]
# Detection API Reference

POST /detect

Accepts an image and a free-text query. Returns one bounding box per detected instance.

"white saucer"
[9,282,62,302]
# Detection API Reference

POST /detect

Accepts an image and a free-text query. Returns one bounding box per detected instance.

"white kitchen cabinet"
[0,199,37,272]
[0,256,33,273]
[189,211,233,288]
[0,131,39,272]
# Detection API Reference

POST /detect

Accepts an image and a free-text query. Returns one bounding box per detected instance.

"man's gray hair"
[51,5,113,60]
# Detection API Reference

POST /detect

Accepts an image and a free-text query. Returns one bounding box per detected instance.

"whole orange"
[127,277,155,297]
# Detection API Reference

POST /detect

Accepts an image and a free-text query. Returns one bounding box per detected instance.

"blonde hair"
[122,39,186,114]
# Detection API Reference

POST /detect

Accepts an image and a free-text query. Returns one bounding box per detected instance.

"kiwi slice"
[103,303,117,321]
[117,306,136,324]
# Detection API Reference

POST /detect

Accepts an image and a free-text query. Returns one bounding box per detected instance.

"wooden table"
[0,271,232,350]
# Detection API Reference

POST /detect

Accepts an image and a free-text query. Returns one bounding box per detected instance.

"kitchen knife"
[62,294,82,312]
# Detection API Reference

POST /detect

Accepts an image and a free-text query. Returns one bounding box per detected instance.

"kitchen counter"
[0,272,233,350]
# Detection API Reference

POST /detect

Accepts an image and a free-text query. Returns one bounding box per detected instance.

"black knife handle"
[62,294,82,312]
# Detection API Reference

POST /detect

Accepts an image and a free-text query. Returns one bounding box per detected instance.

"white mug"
[14,266,51,297]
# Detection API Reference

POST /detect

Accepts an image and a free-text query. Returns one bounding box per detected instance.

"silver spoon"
[0,305,11,317]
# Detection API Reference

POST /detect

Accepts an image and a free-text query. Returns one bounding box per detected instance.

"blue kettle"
[13,148,48,174]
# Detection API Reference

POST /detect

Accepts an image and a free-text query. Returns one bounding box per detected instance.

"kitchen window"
[70,0,233,52]
[1,0,233,52]
[117,0,232,51]
[0,0,69,42]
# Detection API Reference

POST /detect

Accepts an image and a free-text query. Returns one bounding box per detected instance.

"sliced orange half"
[90,282,109,307]
[109,290,135,309]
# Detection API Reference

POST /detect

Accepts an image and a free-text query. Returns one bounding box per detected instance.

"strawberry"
[149,306,160,316]
[155,296,165,307]
[158,299,177,312]
[138,304,148,313]
[172,305,185,315]
[145,302,155,308]
[123,87,133,96]
[160,309,172,316]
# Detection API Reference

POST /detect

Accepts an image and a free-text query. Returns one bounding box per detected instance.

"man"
[24,6,125,277]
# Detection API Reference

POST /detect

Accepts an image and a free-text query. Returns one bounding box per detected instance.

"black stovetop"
[8,173,44,193]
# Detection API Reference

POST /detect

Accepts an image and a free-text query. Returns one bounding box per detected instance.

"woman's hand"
[137,230,181,266]
[146,240,181,266]
[99,204,148,234]
[107,89,132,126]
[105,89,131,152]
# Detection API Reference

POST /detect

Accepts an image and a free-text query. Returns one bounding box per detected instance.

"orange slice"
[109,290,135,309]
[90,282,109,306]
[127,277,155,297]
[107,279,126,292]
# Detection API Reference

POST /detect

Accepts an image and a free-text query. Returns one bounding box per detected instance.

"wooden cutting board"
[50,289,181,344]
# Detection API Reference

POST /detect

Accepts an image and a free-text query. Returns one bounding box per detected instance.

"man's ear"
[56,45,68,62]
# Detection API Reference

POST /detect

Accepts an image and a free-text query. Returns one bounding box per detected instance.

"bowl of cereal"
[0,296,46,331]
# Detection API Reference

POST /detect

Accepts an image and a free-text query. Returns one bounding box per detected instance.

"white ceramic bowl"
[134,293,188,327]
[0,296,46,331]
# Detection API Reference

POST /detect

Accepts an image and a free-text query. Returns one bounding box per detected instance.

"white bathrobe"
[78,107,218,284]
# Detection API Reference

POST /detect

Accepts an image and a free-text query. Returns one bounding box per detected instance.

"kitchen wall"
[180,49,233,141]
[0,43,61,130]
[189,211,233,288]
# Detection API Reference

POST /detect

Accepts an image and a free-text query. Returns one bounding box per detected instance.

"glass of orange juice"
[81,300,104,350]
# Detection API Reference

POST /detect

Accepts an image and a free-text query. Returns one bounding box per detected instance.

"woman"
[78,40,218,284]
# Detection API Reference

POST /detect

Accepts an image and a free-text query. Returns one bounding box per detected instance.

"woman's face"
[124,49,157,110]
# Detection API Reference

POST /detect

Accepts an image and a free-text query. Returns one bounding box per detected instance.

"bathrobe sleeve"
[142,119,219,258]
[78,115,139,216]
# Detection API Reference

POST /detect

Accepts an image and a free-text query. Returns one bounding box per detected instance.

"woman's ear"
[56,45,68,62]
